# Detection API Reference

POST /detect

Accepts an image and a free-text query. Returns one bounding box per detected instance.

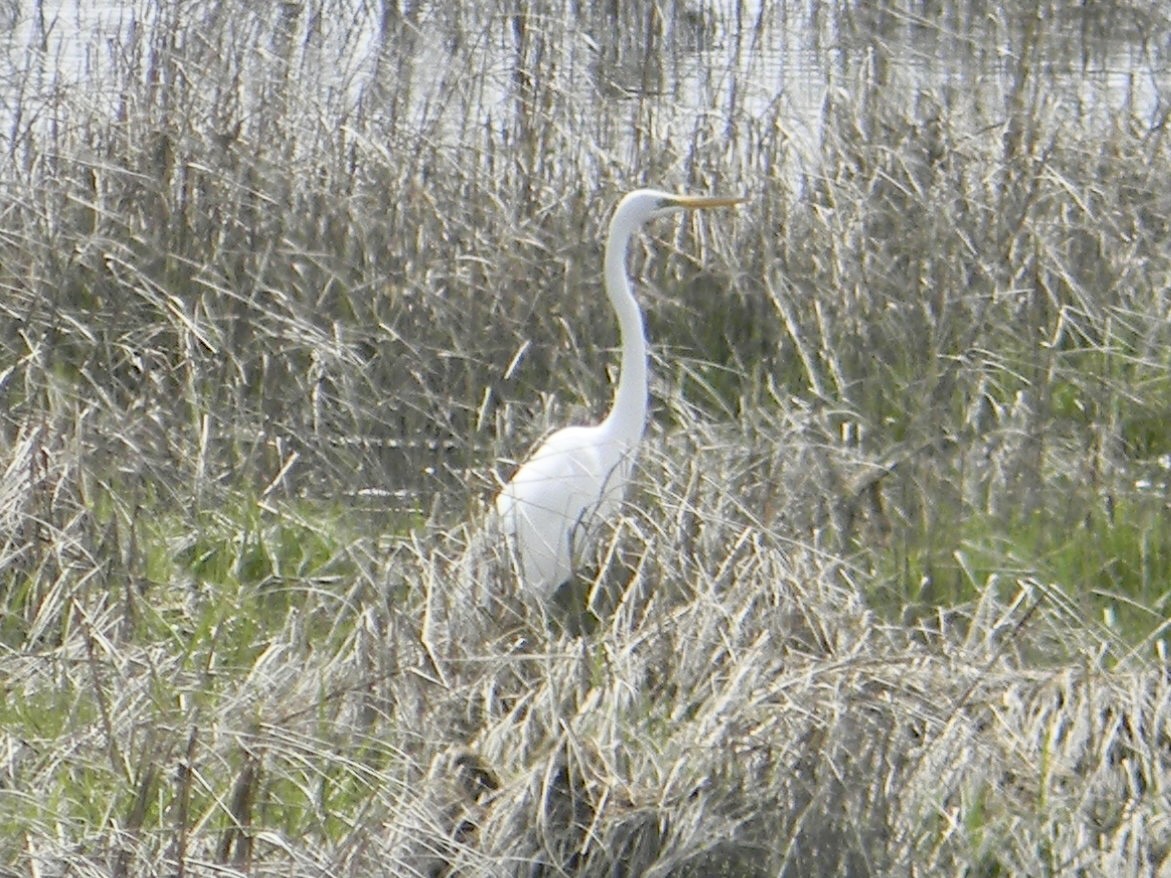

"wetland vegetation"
[2,0,1171,874]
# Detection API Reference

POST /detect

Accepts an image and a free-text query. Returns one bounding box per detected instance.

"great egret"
[495,189,744,597]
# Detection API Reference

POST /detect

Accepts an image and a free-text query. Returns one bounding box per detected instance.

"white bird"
[495,188,744,597]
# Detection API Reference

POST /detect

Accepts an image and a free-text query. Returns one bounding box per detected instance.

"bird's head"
[615,188,746,227]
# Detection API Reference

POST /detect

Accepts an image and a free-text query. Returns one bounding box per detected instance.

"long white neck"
[598,208,648,447]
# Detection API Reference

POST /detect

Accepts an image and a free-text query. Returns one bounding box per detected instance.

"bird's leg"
[552,511,601,635]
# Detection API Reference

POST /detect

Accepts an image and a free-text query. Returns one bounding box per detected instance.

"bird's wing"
[495,426,631,590]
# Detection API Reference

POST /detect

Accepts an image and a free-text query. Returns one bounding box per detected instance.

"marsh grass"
[2,0,1171,874]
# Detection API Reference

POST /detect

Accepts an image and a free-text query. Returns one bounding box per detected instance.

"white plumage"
[495,188,744,597]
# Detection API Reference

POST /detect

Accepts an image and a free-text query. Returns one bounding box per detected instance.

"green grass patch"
[875,492,1171,647]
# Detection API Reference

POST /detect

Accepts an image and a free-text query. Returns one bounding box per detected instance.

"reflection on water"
[3,0,1167,174]
[694,2,1169,176]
